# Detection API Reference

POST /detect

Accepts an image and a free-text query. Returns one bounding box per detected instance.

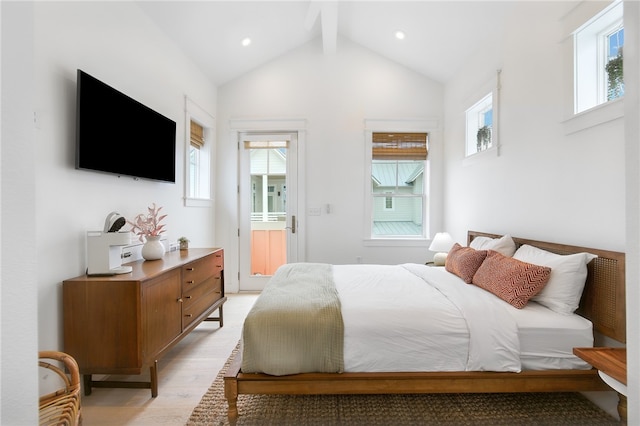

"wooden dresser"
[63,248,225,397]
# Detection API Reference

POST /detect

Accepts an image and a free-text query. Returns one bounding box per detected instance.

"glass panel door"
[239,133,297,290]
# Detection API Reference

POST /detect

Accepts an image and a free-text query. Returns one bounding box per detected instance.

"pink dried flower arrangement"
[128,203,167,242]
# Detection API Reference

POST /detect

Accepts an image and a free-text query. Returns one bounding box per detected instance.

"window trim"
[364,119,437,246]
[184,96,214,207]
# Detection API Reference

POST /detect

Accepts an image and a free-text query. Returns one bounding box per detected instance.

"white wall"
[1,3,38,424]
[216,37,445,292]
[623,1,640,423]
[444,1,625,251]
[443,1,636,420]
[33,0,217,350]
[2,2,217,422]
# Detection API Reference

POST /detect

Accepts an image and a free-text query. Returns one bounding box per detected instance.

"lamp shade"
[429,232,455,252]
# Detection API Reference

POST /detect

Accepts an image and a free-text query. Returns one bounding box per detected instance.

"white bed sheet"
[335,264,468,372]
[333,263,592,373]
[334,263,521,373]
[505,301,593,370]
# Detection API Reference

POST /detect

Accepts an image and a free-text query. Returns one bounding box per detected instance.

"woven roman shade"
[243,140,289,149]
[372,132,427,160]
[190,120,205,148]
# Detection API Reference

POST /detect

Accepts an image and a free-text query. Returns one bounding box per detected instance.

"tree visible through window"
[371,132,427,238]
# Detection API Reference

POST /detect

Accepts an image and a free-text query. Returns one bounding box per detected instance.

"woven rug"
[187,345,618,426]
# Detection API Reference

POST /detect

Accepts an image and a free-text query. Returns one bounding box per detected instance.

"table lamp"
[429,232,455,266]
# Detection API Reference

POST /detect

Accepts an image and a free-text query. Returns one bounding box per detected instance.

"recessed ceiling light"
[241,37,251,47]
[395,31,405,40]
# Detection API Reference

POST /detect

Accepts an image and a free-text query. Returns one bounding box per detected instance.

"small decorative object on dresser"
[178,236,190,250]
[128,203,167,261]
[141,235,165,260]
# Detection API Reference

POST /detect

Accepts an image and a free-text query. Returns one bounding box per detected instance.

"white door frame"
[230,119,306,291]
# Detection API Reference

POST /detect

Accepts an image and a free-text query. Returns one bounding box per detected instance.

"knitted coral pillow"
[445,243,488,284]
[472,250,552,309]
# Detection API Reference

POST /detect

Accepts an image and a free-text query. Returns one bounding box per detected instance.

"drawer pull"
[185,295,192,299]
[184,314,193,318]
[186,267,195,271]
[177,298,183,303]
[187,280,194,284]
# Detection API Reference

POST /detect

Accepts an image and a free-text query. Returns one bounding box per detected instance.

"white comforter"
[334,263,522,373]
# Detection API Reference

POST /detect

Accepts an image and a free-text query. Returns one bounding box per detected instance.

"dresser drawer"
[182,256,214,288]
[213,250,224,278]
[182,288,222,328]
[182,276,221,310]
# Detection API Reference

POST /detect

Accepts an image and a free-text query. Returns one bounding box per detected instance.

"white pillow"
[469,234,516,257]
[512,244,597,315]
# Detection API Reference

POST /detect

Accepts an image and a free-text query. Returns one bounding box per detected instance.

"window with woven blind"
[188,120,205,199]
[372,132,427,160]
[370,132,428,239]
[185,97,214,207]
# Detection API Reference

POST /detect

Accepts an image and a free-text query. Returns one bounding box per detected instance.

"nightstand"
[574,347,627,423]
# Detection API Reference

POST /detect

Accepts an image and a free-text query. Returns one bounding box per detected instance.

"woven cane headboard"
[467,231,626,343]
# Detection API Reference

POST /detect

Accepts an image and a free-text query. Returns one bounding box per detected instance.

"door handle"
[285,215,296,233]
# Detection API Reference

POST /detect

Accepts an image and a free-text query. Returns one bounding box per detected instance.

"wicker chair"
[39,351,82,426]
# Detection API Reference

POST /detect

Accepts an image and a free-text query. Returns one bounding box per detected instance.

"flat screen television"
[76,69,177,183]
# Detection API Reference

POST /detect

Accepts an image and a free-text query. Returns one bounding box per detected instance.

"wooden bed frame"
[224,231,626,423]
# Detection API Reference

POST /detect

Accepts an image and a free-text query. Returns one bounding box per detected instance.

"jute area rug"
[187,345,619,426]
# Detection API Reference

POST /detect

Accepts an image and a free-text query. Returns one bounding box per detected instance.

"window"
[465,93,493,157]
[605,26,624,101]
[244,138,288,223]
[384,194,394,211]
[574,0,624,114]
[370,132,427,239]
[184,97,214,207]
[188,120,204,198]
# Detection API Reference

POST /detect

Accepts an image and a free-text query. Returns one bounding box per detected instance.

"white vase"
[142,235,165,260]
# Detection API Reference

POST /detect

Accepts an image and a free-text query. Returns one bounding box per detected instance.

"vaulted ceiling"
[137,1,530,86]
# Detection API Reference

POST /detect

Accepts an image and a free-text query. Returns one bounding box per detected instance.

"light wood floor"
[81,292,260,425]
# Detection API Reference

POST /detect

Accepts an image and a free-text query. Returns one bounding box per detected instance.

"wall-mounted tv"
[76,69,176,183]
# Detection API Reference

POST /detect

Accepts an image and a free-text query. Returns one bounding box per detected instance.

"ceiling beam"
[305,1,338,55]
[320,2,337,54]
[304,1,321,31]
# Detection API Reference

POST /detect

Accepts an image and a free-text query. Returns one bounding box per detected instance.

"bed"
[224,231,626,423]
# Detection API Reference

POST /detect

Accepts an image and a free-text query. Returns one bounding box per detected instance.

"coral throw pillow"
[472,250,551,309]
[445,243,488,284]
